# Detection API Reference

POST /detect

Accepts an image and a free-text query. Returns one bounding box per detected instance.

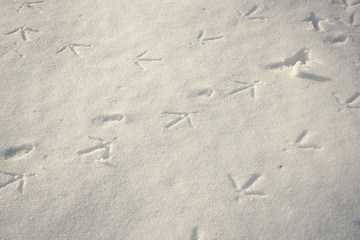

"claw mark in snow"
[56,43,92,57]
[294,130,307,144]
[236,5,266,21]
[332,92,360,111]
[5,27,39,41]
[17,1,44,13]
[197,30,224,45]
[345,92,360,105]
[245,5,259,16]
[284,130,321,151]
[77,136,118,166]
[0,170,35,193]
[241,173,261,191]
[132,50,162,70]
[228,173,266,201]
[162,111,198,129]
[228,80,260,98]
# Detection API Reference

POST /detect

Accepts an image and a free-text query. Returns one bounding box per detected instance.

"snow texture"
[1,0,360,239]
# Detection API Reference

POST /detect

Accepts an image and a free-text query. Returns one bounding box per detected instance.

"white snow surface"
[1,0,360,239]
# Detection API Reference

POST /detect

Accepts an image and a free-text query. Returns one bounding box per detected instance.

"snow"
[1,0,360,239]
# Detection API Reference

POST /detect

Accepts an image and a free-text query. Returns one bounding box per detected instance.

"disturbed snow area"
[1,0,360,239]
